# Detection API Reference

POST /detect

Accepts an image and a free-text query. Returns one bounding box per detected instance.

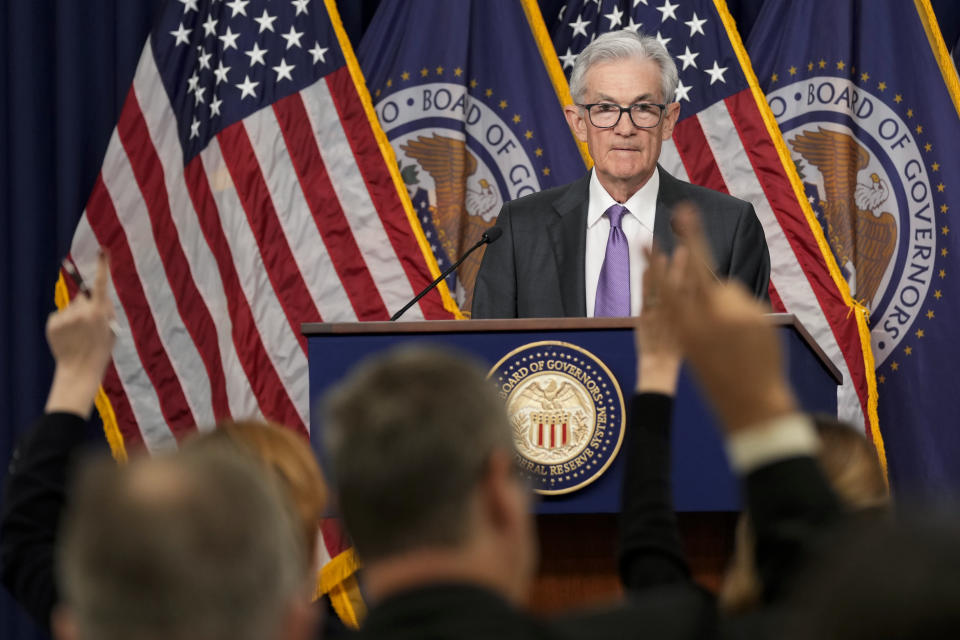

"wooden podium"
[302,315,839,610]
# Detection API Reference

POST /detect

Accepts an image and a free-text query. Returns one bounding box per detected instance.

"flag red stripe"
[672,117,730,195]
[216,122,319,354]
[183,158,307,434]
[320,518,352,558]
[61,265,147,452]
[116,91,231,422]
[85,175,197,438]
[723,91,869,418]
[324,68,449,319]
[273,92,390,320]
[768,280,786,313]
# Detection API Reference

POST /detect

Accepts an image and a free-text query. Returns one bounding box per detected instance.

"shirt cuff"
[725,413,820,473]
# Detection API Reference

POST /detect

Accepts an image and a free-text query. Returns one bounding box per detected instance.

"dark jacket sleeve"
[729,203,771,303]
[1,412,90,632]
[742,455,843,604]
[471,202,517,318]
[618,393,690,590]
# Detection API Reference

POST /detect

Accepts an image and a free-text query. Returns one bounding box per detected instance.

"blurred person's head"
[323,346,536,604]
[55,448,314,640]
[784,516,960,640]
[187,419,328,570]
[720,415,888,613]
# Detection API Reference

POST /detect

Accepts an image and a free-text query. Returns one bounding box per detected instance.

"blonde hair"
[189,420,328,562]
[719,416,888,613]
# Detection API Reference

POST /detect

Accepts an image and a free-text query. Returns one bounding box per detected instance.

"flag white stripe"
[301,80,425,320]
[695,101,864,427]
[198,139,310,427]
[134,51,261,422]
[659,138,690,183]
[97,132,215,429]
[243,106,359,322]
[70,216,176,453]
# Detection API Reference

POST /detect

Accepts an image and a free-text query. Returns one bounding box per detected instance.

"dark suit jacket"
[350,395,841,640]
[472,168,771,318]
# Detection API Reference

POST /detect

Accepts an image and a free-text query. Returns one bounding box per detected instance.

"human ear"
[661,102,681,140]
[564,104,589,143]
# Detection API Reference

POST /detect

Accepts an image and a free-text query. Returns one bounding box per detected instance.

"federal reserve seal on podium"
[487,341,625,495]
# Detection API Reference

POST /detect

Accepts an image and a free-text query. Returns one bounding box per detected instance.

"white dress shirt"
[584,169,659,317]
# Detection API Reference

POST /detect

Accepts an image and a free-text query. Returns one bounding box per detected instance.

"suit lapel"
[653,166,679,256]
[546,173,590,316]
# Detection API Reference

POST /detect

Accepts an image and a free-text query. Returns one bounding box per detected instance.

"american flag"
[58,0,458,623]
[551,0,881,450]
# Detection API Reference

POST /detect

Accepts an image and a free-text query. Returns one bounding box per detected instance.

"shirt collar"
[587,168,660,231]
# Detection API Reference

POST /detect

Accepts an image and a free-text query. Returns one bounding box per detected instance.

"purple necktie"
[594,204,630,317]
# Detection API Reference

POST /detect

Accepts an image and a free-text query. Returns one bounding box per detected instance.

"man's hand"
[653,204,797,433]
[45,253,116,418]
[634,249,682,395]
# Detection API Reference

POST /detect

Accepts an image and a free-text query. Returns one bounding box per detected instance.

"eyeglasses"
[578,102,667,129]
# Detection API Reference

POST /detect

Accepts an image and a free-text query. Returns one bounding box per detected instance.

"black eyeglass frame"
[577,102,668,129]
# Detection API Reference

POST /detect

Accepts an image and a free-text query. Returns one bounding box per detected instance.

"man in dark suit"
[473,30,769,318]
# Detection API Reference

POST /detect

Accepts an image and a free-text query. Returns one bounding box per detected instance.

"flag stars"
[906,108,914,118]
[401,71,410,81]
[524,130,533,140]
[934,289,943,299]
[916,329,925,338]
[309,43,328,64]
[499,99,508,109]
[891,361,900,371]
[236,74,259,100]
[454,67,463,77]
[878,81,887,91]
[179,0,199,13]
[916,125,923,134]
[436,66,444,74]
[170,22,192,46]
[219,27,240,50]
[245,42,268,66]
[469,79,478,89]
[655,31,671,50]
[604,5,624,28]
[421,68,429,77]
[385,78,393,87]
[878,374,886,384]
[894,94,903,103]
[905,346,913,356]
[941,204,949,213]
[187,71,200,93]
[941,224,949,235]
[213,61,230,84]
[512,114,521,123]
[677,46,699,70]
[807,61,814,71]
[770,73,779,83]
[939,268,947,278]
[942,248,950,257]
[925,142,932,152]
[560,47,578,70]
[861,72,870,81]
[281,26,304,49]
[705,61,728,85]
[202,15,218,37]
[818,59,826,69]
[189,117,201,139]
[569,14,590,38]
[225,0,249,18]
[657,0,679,22]
[932,162,940,172]
[789,65,798,76]
[684,12,707,36]
[542,167,551,176]
[273,58,295,82]
[927,310,936,319]
[197,50,212,70]
[624,17,643,33]
[535,147,543,157]
[292,0,310,16]
[836,61,845,70]
[254,9,277,33]
[937,183,945,192]
[210,96,222,117]
[485,88,493,97]
[674,78,691,101]
[193,86,206,106]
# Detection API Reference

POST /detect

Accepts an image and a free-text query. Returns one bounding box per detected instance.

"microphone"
[390,226,503,321]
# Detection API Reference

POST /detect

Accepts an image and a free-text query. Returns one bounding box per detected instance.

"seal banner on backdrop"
[488,341,625,495]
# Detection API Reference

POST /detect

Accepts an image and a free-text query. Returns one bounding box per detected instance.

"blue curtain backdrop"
[1,1,958,638]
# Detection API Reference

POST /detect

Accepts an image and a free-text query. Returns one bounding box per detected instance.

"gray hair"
[569,30,679,104]
[322,346,514,561]
[58,449,307,640]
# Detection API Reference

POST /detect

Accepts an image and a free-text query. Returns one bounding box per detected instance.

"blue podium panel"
[304,315,839,514]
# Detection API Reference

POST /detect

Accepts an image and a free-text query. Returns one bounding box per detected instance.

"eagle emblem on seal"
[400,134,499,311]
[790,127,898,306]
